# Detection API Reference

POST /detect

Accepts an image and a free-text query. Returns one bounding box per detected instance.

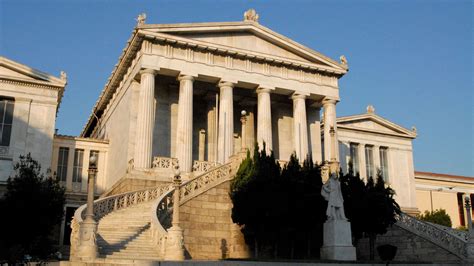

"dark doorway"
[63,207,77,245]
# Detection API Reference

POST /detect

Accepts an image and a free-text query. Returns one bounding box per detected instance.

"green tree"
[231,147,326,259]
[417,209,452,227]
[0,154,66,262]
[340,165,400,260]
[230,143,281,257]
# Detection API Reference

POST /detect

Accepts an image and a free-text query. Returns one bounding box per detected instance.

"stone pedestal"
[77,220,98,261]
[164,226,185,260]
[320,220,356,261]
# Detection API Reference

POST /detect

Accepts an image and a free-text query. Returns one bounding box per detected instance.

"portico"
[81,9,348,182]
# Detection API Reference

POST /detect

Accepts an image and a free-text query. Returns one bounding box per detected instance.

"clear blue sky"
[1,0,472,176]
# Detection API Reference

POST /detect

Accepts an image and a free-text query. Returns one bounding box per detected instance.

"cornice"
[54,134,109,144]
[0,75,64,91]
[336,124,416,139]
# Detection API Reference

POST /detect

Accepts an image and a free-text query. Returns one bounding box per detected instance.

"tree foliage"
[230,144,325,258]
[417,209,452,227]
[340,165,401,259]
[0,154,66,262]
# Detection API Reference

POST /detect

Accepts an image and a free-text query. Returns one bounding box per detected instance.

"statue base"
[164,226,185,261]
[320,219,356,261]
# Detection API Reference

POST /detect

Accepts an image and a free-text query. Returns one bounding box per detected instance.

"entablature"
[139,30,341,87]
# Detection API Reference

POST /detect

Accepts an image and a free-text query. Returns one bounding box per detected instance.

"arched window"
[0,97,14,147]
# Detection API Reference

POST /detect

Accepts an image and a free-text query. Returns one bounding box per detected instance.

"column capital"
[256,87,273,94]
[322,98,338,105]
[140,68,157,75]
[177,75,194,82]
[291,93,307,100]
[218,81,235,88]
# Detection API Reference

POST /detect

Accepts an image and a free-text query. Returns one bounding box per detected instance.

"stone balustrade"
[396,212,467,259]
[192,160,219,174]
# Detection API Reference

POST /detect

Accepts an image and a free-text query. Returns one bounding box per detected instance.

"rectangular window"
[0,98,14,146]
[365,145,374,178]
[56,147,69,181]
[379,147,389,181]
[72,149,84,183]
[349,143,359,174]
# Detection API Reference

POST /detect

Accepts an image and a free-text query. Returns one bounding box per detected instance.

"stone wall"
[356,224,463,263]
[180,180,249,260]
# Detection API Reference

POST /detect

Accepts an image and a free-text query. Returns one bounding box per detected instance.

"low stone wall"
[180,181,250,260]
[356,224,463,263]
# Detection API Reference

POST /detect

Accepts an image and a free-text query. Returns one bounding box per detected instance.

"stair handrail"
[70,185,171,258]
[150,152,246,257]
[396,212,467,259]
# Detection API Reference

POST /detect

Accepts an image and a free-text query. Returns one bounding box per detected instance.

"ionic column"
[176,75,194,173]
[292,93,309,161]
[134,69,156,169]
[257,87,273,153]
[217,82,234,164]
[323,98,339,162]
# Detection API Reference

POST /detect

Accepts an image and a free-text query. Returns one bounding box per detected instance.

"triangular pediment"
[0,56,66,87]
[141,22,347,72]
[337,113,416,138]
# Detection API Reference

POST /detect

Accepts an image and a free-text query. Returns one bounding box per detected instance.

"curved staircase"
[70,152,245,263]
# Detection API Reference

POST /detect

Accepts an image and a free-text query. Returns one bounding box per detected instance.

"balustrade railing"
[152,157,178,170]
[396,212,467,259]
[192,160,219,173]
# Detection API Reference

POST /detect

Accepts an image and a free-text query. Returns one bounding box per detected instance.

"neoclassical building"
[1,9,473,263]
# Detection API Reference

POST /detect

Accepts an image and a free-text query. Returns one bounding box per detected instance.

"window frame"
[56,147,69,181]
[72,149,84,183]
[0,97,15,147]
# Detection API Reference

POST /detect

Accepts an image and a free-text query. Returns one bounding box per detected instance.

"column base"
[164,226,185,261]
[77,219,98,261]
[320,220,356,261]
